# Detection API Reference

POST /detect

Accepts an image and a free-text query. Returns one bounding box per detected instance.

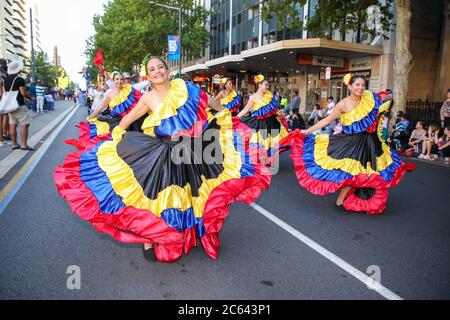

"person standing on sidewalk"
[0,58,11,147]
[35,80,46,114]
[0,61,34,151]
[440,89,450,128]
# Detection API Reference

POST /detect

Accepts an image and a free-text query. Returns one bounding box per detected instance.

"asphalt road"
[0,105,449,300]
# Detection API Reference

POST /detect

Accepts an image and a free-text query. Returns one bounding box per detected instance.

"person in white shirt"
[104,69,151,94]
[326,96,336,134]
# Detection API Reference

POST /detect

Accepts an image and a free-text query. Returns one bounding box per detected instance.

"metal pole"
[179,8,182,78]
[30,9,36,82]
[54,46,59,88]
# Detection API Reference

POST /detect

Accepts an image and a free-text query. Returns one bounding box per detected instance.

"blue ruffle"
[89,123,98,139]
[161,208,205,237]
[342,92,381,135]
[80,142,126,214]
[251,94,278,117]
[154,81,202,137]
[233,131,255,178]
[225,95,241,111]
[379,148,402,182]
[302,135,354,184]
[110,87,137,117]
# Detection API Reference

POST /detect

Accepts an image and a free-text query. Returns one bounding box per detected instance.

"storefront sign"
[322,70,371,81]
[349,57,372,71]
[369,76,380,92]
[325,67,332,80]
[313,55,344,68]
[192,76,210,82]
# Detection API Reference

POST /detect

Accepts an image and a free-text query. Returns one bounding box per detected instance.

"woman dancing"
[237,75,290,166]
[214,78,242,116]
[54,56,271,263]
[289,74,415,215]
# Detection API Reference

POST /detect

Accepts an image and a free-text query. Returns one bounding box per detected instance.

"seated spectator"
[388,111,410,153]
[286,109,305,131]
[418,124,442,161]
[438,126,450,165]
[308,104,326,127]
[407,121,427,157]
[333,119,343,135]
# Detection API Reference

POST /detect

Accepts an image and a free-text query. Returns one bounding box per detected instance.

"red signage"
[192,76,210,82]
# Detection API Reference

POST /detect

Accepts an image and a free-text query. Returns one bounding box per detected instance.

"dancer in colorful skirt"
[289,74,415,215]
[214,78,242,116]
[54,56,271,263]
[69,72,144,151]
[237,75,290,166]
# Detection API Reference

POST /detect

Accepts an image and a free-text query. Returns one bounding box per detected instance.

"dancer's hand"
[86,116,97,123]
[112,126,126,142]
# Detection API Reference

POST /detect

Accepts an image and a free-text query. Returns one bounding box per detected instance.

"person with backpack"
[0,61,34,151]
[0,58,11,147]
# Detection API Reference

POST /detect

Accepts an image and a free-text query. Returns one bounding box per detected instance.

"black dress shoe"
[334,203,350,214]
[143,245,156,262]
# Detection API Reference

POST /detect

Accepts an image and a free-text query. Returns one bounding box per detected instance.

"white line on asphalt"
[0,105,79,215]
[250,203,403,301]
[0,102,76,179]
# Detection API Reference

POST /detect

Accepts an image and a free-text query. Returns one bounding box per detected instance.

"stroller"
[44,95,55,111]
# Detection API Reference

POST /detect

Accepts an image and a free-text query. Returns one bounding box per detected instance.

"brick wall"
[407,0,444,100]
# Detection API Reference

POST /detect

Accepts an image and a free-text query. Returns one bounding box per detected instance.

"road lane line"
[0,102,76,179]
[250,203,403,301]
[0,106,80,215]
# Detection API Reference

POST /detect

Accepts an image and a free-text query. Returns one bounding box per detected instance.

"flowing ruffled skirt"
[54,111,271,262]
[240,112,290,165]
[289,130,415,214]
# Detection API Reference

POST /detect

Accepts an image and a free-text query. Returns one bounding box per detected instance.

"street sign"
[325,67,332,80]
[168,35,180,61]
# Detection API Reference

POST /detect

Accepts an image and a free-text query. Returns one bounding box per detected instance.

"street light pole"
[149,1,182,77]
[30,8,36,83]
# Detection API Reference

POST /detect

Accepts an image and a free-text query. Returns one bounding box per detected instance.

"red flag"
[94,49,105,67]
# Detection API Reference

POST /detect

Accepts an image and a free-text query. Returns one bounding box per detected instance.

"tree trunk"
[391,0,413,132]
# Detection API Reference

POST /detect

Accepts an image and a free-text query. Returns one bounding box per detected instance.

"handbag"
[0,77,20,114]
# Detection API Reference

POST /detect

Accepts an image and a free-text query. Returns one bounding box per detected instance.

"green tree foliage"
[252,0,394,43]
[245,0,307,30]
[85,0,210,73]
[24,51,74,89]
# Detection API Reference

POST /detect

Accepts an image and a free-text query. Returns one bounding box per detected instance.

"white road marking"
[250,203,403,300]
[0,106,79,215]
[0,102,76,179]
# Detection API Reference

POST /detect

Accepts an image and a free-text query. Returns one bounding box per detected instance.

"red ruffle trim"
[117,89,142,117]
[288,130,416,214]
[343,188,388,215]
[54,139,271,263]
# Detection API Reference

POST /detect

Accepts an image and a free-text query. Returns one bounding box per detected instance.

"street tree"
[85,0,210,73]
[24,51,74,89]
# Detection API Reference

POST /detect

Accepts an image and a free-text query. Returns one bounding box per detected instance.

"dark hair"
[294,90,298,95]
[416,121,424,127]
[0,58,7,72]
[447,88,450,93]
[147,56,168,70]
[328,96,334,100]
[445,125,450,131]
[349,75,366,85]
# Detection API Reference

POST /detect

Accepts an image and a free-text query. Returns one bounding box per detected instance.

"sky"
[36,0,108,88]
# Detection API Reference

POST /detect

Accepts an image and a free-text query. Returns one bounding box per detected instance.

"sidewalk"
[0,100,76,162]
[403,156,450,168]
